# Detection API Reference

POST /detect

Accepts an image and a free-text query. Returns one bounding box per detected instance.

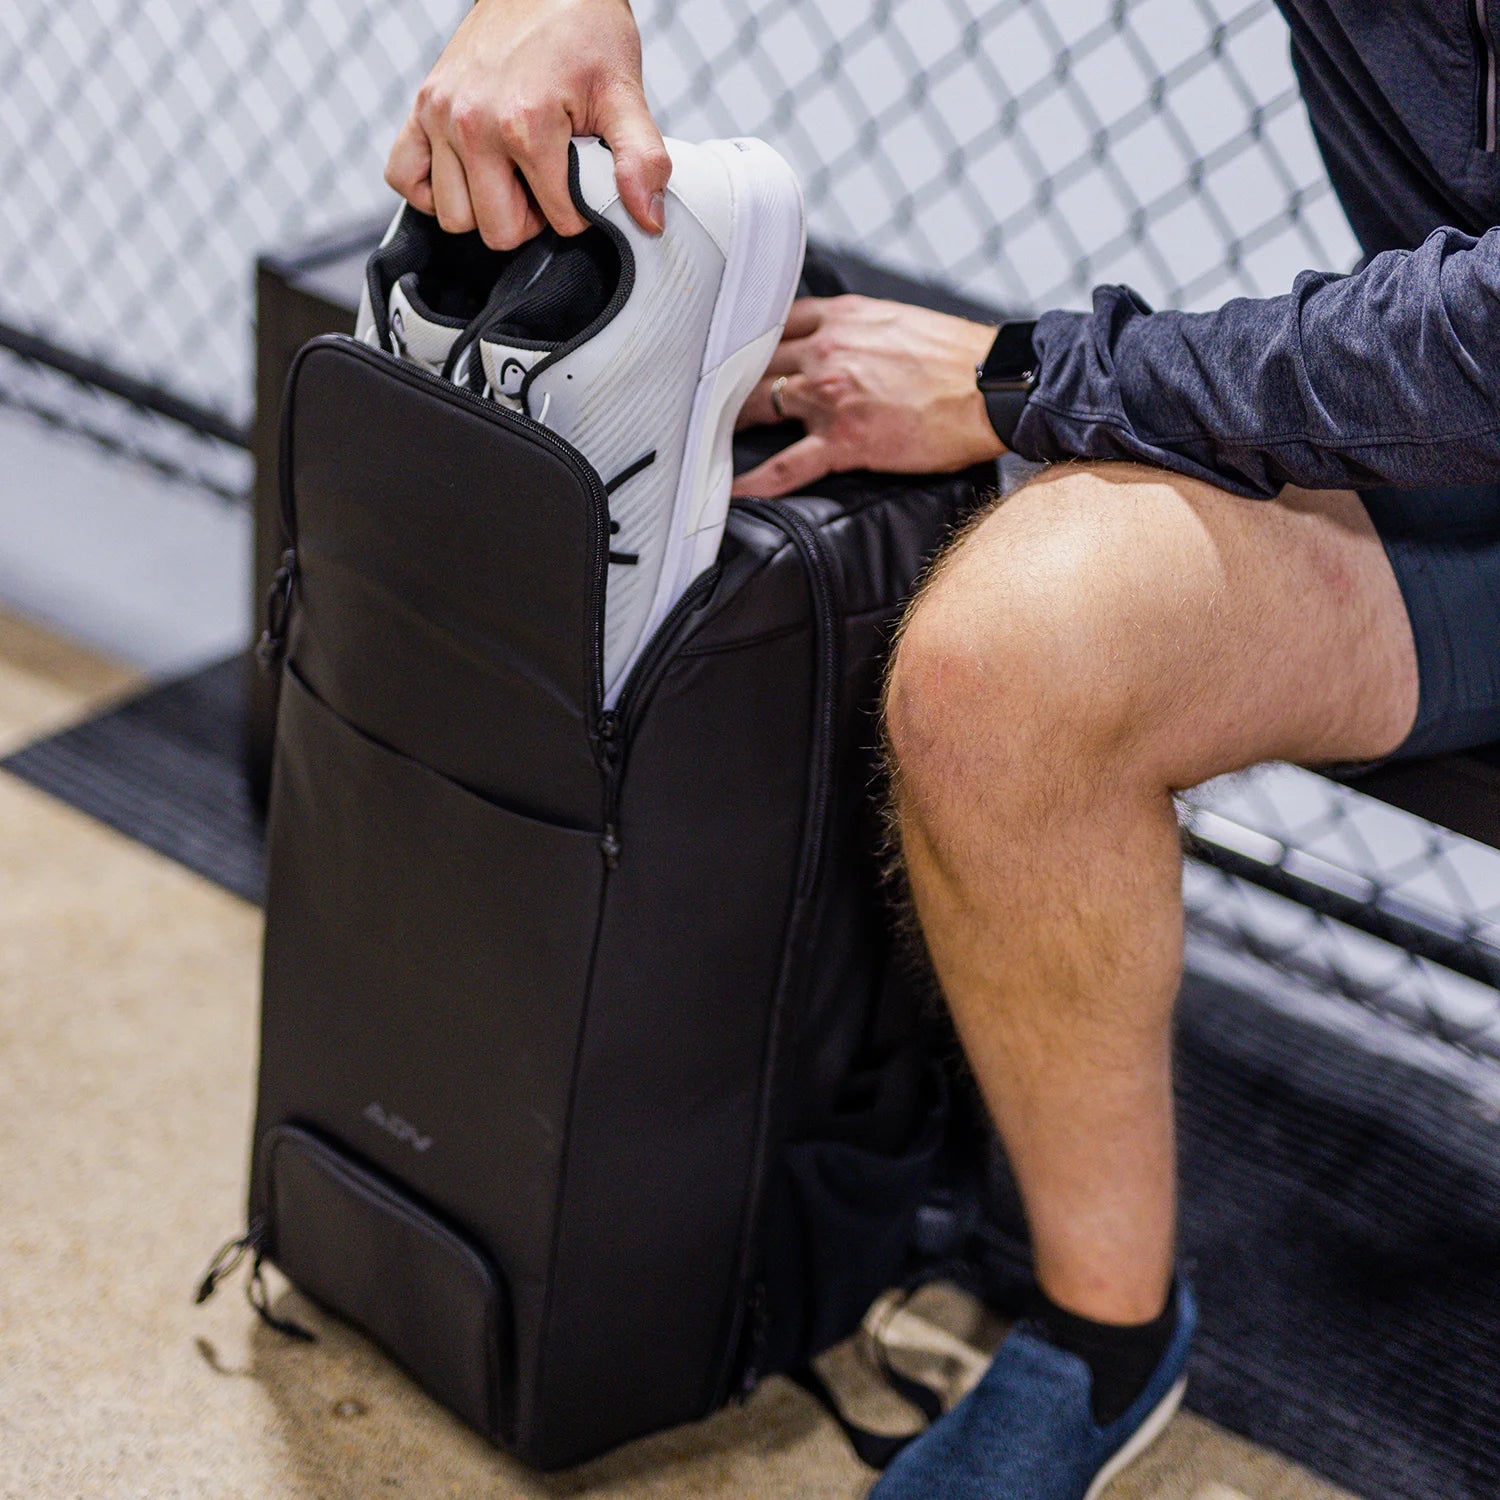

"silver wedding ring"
[771,374,789,420]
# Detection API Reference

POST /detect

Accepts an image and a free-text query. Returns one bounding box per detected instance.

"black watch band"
[976,319,1039,448]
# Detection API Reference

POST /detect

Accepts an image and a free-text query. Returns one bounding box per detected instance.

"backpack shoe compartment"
[249,335,987,1468]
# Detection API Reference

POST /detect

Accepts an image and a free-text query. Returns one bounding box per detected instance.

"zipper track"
[277,335,614,730]
[595,562,722,866]
[1477,0,1499,152]
[713,498,844,1401]
[614,563,724,739]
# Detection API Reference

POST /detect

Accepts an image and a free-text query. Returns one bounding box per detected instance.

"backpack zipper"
[193,1216,316,1341]
[1476,0,1499,152]
[713,497,843,1402]
[595,561,722,868]
[255,548,298,673]
[280,337,740,870]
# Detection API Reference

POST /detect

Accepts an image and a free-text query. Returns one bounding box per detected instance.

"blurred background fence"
[1,0,1357,492]
[5,0,1498,1051]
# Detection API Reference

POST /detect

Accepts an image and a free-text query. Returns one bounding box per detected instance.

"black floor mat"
[1173,975,1500,1498]
[6,655,1500,1498]
[3,654,266,902]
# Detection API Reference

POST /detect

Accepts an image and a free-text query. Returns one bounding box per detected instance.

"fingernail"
[648,192,665,232]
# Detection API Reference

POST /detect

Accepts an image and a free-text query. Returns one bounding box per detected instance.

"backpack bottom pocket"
[263,1123,512,1444]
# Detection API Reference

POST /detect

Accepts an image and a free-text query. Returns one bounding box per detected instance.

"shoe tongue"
[388,276,464,374]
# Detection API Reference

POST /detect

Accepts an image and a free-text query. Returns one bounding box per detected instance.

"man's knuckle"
[517,96,551,130]
[478,219,514,251]
[498,108,538,152]
[415,80,449,121]
[451,101,490,144]
[814,368,853,405]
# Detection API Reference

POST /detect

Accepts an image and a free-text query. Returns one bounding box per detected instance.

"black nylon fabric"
[281,340,607,828]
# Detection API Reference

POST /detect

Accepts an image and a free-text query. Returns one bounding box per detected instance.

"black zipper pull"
[194,1219,316,1342]
[195,1221,264,1305]
[597,709,624,868]
[600,825,622,869]
[255,549,298,674]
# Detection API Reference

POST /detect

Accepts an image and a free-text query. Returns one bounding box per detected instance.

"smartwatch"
[977,320,1039,448]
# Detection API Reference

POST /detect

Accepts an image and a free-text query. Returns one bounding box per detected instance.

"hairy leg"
[884,461,1418,1323]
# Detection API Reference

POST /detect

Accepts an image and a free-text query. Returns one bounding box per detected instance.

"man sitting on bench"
[384,1,1500,1494]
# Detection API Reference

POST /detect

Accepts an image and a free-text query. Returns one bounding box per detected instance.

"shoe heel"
[701,138,807,371]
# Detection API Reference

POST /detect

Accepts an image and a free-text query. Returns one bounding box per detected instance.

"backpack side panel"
[757,473,988,1373]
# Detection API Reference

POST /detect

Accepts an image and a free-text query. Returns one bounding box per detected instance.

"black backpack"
[204,258,996,1470]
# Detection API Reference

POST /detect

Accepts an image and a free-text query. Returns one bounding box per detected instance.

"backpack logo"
[363,1100,433,1152]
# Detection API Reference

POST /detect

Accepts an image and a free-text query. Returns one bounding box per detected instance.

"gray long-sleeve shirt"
[1009,1,1500,498]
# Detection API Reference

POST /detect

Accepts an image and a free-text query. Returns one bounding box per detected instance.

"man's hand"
[732,296,1005,499]
[385,0,670,248]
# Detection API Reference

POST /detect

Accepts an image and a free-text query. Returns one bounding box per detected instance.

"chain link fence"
[4,0,1498,1051]
[0,0,1356,491]
[0,0,462,495]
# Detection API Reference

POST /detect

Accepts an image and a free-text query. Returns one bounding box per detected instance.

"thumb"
[596,86,673,234]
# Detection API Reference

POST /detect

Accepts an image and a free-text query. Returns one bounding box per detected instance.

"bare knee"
[885,467,1158,829]
[888,474,1128,816]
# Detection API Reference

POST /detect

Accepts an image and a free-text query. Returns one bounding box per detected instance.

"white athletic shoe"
[464,136,806,705]
[355,203,553,376]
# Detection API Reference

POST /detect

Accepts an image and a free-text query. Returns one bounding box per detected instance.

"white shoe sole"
[1083,1377,1187,1500]
[605,137,806,704]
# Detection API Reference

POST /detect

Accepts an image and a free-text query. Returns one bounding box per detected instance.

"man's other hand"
[385,0,670,248]
[732,296,1005,499]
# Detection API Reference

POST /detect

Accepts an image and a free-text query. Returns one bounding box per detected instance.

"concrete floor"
[0,607,1360,1498]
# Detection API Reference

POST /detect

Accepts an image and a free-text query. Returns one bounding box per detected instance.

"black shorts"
[1361,483,1500,761]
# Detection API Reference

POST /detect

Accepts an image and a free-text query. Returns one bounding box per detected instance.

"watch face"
[980,321,1038,387]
